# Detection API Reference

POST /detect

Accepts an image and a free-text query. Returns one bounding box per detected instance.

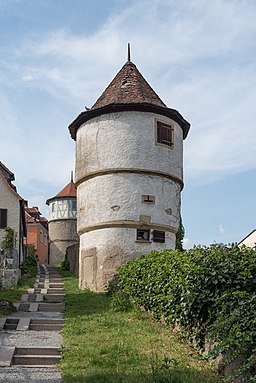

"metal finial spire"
[127,43,131,62]
[71,171,73,182]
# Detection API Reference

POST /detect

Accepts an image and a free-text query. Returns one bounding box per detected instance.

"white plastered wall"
[76,110,184,291]
[76,111,183,182]
[0,177,20,251]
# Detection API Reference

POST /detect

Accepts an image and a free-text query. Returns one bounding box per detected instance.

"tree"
[175,217,185,251]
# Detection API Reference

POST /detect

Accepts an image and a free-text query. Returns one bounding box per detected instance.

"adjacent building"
[238,229,256,248]
[25,206,49,264]
[69,52,190,291]
[0,161,27,267]
[46,177,78,264]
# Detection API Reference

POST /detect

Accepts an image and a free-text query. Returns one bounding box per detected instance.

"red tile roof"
[25,207,41,215]
[92,61,166,109]
[46,181,76,205]
[25,208,48,224]
[68,60,190,140]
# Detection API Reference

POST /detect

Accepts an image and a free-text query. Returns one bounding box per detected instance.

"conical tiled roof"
[92,61,166,110]
[55,181,76,198]
[46,181,76,205]
[68,59,190,140]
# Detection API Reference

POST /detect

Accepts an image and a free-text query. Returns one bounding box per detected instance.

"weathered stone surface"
[0,268,21,288]
[48,220,78,265]
[76,111,183,292]
[66,243,79,276]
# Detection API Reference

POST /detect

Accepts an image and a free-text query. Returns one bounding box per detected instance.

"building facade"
[46,179,78,264]
[69,56,190,291]
[25,206,49,264]
[238,229,256,248]
[0,161,27,268]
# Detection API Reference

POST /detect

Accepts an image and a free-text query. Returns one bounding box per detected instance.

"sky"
[1,0,256,248]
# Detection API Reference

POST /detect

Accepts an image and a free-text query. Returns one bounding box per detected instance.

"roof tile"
[92,61,166,110]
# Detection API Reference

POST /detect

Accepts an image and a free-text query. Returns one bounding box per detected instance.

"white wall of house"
[239,230,256,248]
[0,176,20,253]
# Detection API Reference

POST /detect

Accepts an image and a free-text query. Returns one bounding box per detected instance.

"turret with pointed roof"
[46,177,78,265]
[69,58,190,140]
[70,49,190,291]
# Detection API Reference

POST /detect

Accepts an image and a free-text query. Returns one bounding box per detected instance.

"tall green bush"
[113,244,256,382]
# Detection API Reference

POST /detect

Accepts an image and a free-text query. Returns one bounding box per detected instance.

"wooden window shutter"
[0,209,7,229]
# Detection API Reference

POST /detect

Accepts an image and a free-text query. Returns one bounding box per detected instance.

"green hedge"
[113,244,256,382]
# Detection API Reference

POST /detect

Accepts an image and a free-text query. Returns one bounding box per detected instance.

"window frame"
[155,120,174,148]
[136,229,151,242]
[152,230,165,243]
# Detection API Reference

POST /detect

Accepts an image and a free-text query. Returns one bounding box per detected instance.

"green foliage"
[61,273,221,383]
[175,218,185,251]
[1,227,15,252]
[20,254,37,275]
[27,243,37,257]
[61,258,70,271]
[0,277,35,316]
[114,244,256,382]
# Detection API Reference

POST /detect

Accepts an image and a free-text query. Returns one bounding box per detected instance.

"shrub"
[114,244,256,381]
[20,254,38,275]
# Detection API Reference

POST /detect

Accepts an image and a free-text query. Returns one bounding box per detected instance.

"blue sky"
[1,0,256,248]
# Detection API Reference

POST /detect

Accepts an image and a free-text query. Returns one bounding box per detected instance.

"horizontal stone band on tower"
[78,221,178,236]
[75,168,184,190]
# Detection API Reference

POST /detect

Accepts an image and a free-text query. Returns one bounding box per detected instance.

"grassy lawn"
[0,276,35,316]
[61,273,223,383]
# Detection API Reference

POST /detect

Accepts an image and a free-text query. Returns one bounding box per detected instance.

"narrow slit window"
[136,229,150,242]
[152,230,165,243]
[156,121,173,147]
[141,195,155,204]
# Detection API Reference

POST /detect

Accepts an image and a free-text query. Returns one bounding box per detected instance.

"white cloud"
[182,237,191,249]
[1,0,256,205]
[219,224,226,235]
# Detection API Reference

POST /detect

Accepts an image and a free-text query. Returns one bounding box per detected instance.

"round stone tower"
[69,51,190,291]
[46,177,78,264]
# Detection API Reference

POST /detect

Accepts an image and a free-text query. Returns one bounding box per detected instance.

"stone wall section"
[66,243,79,276]
[49,220,78,264]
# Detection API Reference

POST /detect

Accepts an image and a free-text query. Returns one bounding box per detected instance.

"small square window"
[156,121,173,147]
[152,230,165,243]
[136,229,150,242]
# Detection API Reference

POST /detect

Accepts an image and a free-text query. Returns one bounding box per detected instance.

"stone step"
[43,294,65,302]
[0,346,15,366]
[3,318,19,330]
[12,347,61,367]
[17,302,64,312]
[29,323,63,331]
[29,318,64,331]
[38,303,64,312]
[0,318,64,331]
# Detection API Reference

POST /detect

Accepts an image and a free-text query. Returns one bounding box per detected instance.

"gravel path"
[0,266,63,383]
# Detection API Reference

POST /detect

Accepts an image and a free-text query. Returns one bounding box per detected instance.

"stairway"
[0,264,64,375]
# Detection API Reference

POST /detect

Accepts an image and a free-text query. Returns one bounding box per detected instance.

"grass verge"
[0,276,35,316]
[61,272,223,383]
